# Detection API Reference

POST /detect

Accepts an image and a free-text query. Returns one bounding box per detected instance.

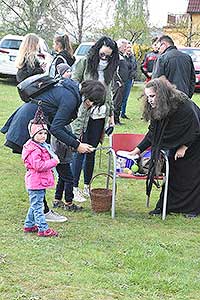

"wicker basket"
[89,173,113,213]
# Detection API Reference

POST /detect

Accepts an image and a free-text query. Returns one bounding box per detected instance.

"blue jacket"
[1,79,81,153]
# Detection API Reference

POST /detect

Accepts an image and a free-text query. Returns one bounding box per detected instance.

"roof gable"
[187,0,200,13]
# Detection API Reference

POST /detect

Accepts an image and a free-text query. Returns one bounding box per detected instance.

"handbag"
[17,73,60,102]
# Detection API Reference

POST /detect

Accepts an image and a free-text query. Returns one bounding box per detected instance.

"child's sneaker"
[24,225,38,233]
[73,187,87,202]
[52,199,64,208]
[64,203,83,212]
[38,228,58,237]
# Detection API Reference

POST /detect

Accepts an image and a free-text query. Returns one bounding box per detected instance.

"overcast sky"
[148,0,189,26]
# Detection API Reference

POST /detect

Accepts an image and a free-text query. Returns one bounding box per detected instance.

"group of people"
[1,31,199,237]
[1,33,138,237]
[1,33,109,236]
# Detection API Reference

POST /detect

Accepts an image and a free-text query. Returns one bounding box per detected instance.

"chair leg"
[161,151,169,221]
[109,148,117,219]
[146,196,150,208]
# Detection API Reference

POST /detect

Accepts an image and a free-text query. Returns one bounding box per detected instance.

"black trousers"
[113,82,125,123]
[55,163,73,203]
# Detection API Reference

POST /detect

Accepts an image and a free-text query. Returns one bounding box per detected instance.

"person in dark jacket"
[1,79,106,212]
[130,76,200,218]
[141,37,159,82]
[152,35,196,98]
[49,34,75,78]
[50,64,75,209]
[16,33,45,83]
[113,39,129,125]
[121,42,137,119]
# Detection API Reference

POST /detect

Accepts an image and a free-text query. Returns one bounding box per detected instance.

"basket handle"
[89,172,114,193]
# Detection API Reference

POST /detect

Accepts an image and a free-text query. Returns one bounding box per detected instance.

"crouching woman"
[130,76,200,217]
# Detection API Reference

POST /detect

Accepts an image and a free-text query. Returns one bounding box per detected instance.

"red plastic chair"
[111,133,147,179]
[108,133,169,220]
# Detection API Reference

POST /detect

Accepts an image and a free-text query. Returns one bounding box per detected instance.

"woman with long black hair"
[70,36,119,203]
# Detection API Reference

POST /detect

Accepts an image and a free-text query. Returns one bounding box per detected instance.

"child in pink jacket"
[22,107,60,237]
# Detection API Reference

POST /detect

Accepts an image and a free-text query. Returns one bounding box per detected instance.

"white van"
[74,42,94,65]
[0,34,53,78]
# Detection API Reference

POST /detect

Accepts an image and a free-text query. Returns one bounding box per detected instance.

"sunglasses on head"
[99,52,112,60]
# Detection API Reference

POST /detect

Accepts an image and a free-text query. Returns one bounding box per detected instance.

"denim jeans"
[55,163,73,203]
[24,189,48,232]
[121,79,133,116]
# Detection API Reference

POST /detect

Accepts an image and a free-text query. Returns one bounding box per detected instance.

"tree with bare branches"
[0,0,61,43]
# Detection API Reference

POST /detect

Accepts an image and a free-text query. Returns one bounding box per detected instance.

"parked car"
[74,42,94,65]
[0,34,53,78]
[179,47,200,90]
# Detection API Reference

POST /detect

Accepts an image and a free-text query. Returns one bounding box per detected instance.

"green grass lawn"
[1,80,200,300]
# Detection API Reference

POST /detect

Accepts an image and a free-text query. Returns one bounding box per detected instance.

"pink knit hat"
[28,106,48,138]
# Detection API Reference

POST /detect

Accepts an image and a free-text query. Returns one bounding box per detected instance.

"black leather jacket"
[152,46,196,98]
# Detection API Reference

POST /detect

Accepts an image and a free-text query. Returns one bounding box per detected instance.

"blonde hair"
[15,33,40,69]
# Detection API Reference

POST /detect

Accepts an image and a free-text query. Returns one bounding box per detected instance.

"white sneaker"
[83,184,90,197]
[73,187,87,202]
[45,210,68,222]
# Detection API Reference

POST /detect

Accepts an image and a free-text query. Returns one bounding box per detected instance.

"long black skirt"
[156,137,200,214]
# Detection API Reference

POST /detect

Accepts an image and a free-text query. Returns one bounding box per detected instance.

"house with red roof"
[164,0,200,46]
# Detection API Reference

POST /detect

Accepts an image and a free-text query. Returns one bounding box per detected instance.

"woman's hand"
[174,145,188,160]
[109,115,115,127]
[77,142,95,153]
[129,147,141,157]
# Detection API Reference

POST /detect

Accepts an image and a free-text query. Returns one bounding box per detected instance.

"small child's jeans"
[24,189,48,232]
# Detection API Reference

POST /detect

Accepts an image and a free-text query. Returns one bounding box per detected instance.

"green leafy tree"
[102,0,150,43]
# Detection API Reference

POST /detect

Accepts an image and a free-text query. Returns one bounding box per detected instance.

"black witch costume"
[137,96,200,215]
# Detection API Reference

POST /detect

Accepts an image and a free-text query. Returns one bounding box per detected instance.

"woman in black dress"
[130,76,200,217]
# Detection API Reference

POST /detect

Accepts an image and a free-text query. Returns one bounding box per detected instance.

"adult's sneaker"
[45,210,68,222]
[38,228,58,237]
[52,199,64,208]
[83,184,90,197]
[64,203,83,212]
[73,187,87,202]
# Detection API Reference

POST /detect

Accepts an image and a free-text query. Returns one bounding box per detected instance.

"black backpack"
[17,73,60,102]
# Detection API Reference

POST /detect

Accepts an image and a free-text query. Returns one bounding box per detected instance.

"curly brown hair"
[142,76,188,121]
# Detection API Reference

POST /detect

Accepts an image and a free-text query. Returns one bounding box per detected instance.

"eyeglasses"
[99,52,112,60]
